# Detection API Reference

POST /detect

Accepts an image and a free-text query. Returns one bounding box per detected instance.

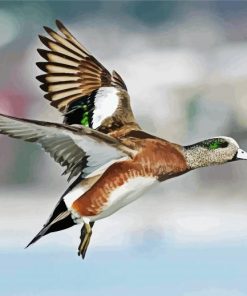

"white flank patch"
[89,176,158,221]
[63,182,90,209]
[64,158,129,212]
[92,87,119,129]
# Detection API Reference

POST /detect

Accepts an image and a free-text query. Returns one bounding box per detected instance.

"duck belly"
[87,176,158,221]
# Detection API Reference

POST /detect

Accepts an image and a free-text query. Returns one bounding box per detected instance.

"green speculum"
[80,105,89,127]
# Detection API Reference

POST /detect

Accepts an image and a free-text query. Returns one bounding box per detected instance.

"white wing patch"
[92,87,119,129]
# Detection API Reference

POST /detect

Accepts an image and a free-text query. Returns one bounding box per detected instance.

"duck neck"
[183,146,210,170]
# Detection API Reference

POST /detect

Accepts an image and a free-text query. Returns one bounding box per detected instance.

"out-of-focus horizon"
[1,1,247,296]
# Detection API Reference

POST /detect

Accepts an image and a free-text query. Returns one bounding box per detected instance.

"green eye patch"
[207,139,228,150]
[184,138,229,152]
[209,140,221,150]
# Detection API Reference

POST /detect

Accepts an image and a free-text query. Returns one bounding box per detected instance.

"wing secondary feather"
[37,20,140,133]
[0,114,134,181]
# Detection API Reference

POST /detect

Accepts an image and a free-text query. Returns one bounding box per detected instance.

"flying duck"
[0,20,246,259]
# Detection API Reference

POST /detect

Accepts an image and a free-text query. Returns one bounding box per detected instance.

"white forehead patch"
[213,136,239,148]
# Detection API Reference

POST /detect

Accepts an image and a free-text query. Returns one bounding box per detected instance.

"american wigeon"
[0,21,246,259]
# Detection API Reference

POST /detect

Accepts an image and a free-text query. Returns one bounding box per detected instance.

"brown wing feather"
[37,20,141,134]
[37,21,124,112]
[112,70,127,91]
[0,113,135,181]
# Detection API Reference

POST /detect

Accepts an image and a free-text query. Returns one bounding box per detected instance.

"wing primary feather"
[56,20,91,55]
[39,35,85,60]
[51,95,84,111]
[44,88,81,101]
[37,21,138,130]
[44,26,88,57]
[37,49,81,64]
[112,70,127,91]
[36,73,78,83]
[36,62,49,73]
[42,82,82,93]
[37,62,79,75]
[0,113,134,181]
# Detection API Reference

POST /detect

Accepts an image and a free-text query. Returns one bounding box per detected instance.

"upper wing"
[0,114,134,181]
[37,20,140,133]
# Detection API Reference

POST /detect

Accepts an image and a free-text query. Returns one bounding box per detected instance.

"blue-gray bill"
[236,148,247,160]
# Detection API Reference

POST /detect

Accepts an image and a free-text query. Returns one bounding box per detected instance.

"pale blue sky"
[1,241,247,296]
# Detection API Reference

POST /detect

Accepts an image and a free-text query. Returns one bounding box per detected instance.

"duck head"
[183,136,247,170]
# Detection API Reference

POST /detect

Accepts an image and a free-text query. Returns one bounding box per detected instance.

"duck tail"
[25,199,75,249]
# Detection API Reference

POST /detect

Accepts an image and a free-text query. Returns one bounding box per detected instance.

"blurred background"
[1,1,247,295]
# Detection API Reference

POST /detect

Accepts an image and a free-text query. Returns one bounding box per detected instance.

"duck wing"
[37,20,140,133]
[0,114,134,181]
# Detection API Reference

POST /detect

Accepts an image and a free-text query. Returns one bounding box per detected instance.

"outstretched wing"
[37,20,140,133]
[0,114,134,181]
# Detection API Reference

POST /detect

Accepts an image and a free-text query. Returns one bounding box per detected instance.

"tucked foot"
[78,222,93,259]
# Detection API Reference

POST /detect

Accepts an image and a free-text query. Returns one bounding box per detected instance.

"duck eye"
[208,140,228,150]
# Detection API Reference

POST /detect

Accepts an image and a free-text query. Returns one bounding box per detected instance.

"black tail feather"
[25,177,95,253]
[25,225,49,249]
[25,200,76,249]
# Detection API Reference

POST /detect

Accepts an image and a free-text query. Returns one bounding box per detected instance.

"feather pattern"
[37,20,140,134]
[0,114,134,181]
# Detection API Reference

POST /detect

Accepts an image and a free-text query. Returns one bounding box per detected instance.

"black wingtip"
[36,74,46,83]
[56,19,64,30]
[40,83,49,92]
[36,62,47,73]
[44,26,54,35]
[39,35,52,48]
[38,34,45,41]
[37,48,49,61]
[44,93,53,101]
